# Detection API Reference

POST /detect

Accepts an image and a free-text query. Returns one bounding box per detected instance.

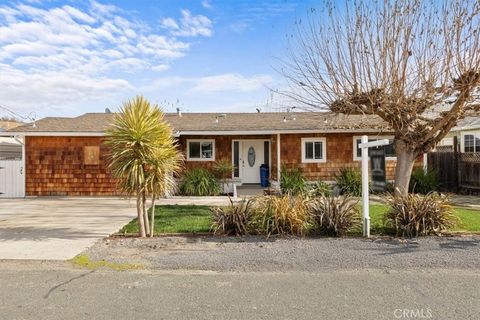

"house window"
[233,141,240,178]
[301,138,326,163]
[353,136,396,160]
[463,133,480,153]
[187,140,215,161]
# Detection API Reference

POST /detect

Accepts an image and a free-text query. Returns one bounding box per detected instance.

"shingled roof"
[5,112,392,135]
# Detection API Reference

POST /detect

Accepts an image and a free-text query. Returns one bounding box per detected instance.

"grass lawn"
[120,205,212,234]
[120,204,480,235]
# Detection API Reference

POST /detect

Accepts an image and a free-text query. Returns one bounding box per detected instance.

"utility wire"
[0,104,36,123]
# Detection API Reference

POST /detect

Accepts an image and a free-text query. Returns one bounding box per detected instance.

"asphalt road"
[0,265,478,320]
[2,235,480,320]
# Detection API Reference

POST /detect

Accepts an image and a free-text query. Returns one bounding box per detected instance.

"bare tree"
[281,0,480,195]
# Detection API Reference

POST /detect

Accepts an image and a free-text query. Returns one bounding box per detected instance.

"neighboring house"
[0,119,23,131]
[436,116,480,152]
[1,111,407,197]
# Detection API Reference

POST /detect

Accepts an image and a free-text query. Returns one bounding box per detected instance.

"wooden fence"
[428,150,480,193]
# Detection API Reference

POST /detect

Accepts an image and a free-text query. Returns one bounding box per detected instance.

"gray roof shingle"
[6,112,392,134]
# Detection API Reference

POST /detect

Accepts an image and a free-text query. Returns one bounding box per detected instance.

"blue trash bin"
[260,164,269,187]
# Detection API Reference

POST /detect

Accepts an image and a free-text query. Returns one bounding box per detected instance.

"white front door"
[0,159,25,198]
[241,140,265,184]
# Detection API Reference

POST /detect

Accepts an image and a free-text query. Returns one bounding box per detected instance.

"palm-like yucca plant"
[106,96,181,237]
[145,146,183,237]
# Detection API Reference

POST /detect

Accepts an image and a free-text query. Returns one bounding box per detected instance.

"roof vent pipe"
[176,107,182,117]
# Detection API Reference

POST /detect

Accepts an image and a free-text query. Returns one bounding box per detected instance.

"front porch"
[236,184,268,196]
[178,134,281,186]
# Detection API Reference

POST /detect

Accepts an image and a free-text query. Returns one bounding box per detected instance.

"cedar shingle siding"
[179,133,398,181]
[15,112,422,196]
[25,133,410,196]
[25,136,119,196]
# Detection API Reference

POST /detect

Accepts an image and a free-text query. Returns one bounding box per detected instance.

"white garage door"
[0,159,25,198]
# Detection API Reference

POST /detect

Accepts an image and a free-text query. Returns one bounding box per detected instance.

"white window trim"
[186,139,215,161]
[461,131,480,153]
[353,135,396,161]
[301,137,327,163]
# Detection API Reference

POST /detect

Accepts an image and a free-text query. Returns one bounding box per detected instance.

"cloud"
[0,63,131,115]
[161,9,213,37]
[0,1,212,116]
[228,0,297,33]
[150,73,273,94]
[201,0,213,9]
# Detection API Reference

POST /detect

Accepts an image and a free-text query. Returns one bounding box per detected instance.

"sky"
[0,0,318,120]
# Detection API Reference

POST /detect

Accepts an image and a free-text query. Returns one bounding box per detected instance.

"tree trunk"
[142,191,150,236]
[136,191,146,237]
[394,140,417,196]
[150,194,156,238]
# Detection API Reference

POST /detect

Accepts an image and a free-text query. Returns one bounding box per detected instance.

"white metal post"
[423,153,428,173]
[276,133,281,186]
[361,135,370,237]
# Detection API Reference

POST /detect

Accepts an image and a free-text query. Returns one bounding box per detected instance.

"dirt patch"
[82,235,480,272]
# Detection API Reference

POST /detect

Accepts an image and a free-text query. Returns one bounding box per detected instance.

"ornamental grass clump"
[180,168,220,196]
[409,168,440,194]
[280,166,307,195]
[308,180,331,197]
[384,192,457,238]
[252,194,311,237]
[309,195,360,236]
[335,168,362,196]
[211,198,254,236]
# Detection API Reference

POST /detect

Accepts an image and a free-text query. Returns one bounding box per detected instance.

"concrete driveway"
[0,197,136,260]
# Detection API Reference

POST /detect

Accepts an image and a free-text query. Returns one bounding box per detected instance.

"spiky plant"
[252,194,312,237]
[180,168,220,196]
[106,96,181,237]
[211,198,254,236]
[145,146,183,237]
[213,159,234,195]
[384,192,457,238]
[309,195,360,236]
[335,168,362,196]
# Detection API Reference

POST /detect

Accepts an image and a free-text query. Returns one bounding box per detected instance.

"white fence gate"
[0,159,24,198]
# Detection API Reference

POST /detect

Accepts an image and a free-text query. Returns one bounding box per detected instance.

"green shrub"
[180,168,220,196]
[251,194,311,237]
[280,166,306,195]
[213,159,234,181]
[309,196,360,236]
[211,199,254,235]
[409,168,439,194]
[384,192,457,237]
[335,168,362,196]
[308,180,331,197]
[213,159,234,194]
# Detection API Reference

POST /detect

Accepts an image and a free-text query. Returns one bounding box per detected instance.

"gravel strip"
[83,235,480,272]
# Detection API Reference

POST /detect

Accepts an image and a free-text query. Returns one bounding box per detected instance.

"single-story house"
[437,115,480,152]
[0,111,425,197]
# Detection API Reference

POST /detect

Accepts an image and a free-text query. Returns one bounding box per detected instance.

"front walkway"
[450,195,480,209]
[0,197,136,260]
